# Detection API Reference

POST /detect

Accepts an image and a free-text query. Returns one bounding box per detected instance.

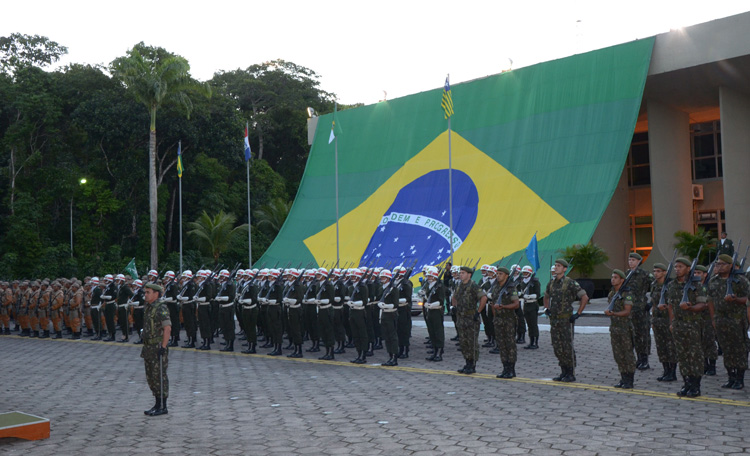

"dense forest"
[0,33,348,279]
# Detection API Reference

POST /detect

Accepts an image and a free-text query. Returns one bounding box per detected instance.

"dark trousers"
[219,305,235,342]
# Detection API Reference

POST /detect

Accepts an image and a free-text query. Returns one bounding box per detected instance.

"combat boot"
[497,362,511,379]
[182,337,194,348]
[664,362,678,382]
[622,372,634,389]
[614,373,626,388]
[426,350,437,361]
[450,334,459,341]
[242,342,258,355]
[530,337,539,349]
[268,343,281,356]
[458,361,469,374]
[39,330,49,339]
[72,332,81,340]
[54,330,63,339]
[523,337,534,349]
[397,346,405,358]
[287,344,299,358]
[149,398,168,416]
[686,376,702,397]
[319,346,334,360]
[3,328,8,335]
[721,369,736,388]
[463,360,476,375]
[306,341,320,353]
[364,342,374,357]
[333,341,346,354]
[144,396,160,415]
[373,337,383,350]
[353,351,367,364]
[677,376,690,397]
[31,330,39,338]
[351,351,363,363]
[284,338,294,350]
[198,339,210,350]
[636,354,650,370]
[489,344,500,354]
[560,367,576,382]
[657,362,669,381]
[516,333,525,344]
[398,346,409,359]
[482,336,494,348]
[731,369,745,390]
[345,338,355,348]
[91,333,101,341]
[507,362,516,378]
[382,354,396,366]
[220,340,234,352]
[704,358,716,376]
[86,328,94,336]
[552,369,566,382]
[168,336,178,347]
[433,348,443,362]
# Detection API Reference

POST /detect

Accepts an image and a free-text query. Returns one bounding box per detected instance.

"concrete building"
[591,11,750,277]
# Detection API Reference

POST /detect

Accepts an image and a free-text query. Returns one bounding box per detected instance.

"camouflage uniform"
[666,278,706,378]
[545,276,586,372]
[141,297,171,399]
[628,267,653,363]
[454,280,485,363]
[490,281,518,365]
[707,273,749,375]
[607,289,636,375]
[650,278,677,381]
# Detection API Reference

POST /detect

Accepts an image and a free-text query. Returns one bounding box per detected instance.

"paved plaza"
[1,314,749,455]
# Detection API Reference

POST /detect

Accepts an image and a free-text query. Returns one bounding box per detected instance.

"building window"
[695,209,725,239]
[627,132,650,187]
[630,215,653,260]
[691,121,722,180]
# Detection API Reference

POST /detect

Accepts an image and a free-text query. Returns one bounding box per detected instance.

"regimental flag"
[328,107,342,144]
[256,38,655,289]
[244,126,252,162]
[176,142,183,178]
[525,233,541,272]
[124,258,138,279]
[441,76,454,119]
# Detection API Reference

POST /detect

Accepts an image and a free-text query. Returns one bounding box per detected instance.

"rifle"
[680,245,703,304]
[606,266,638,312]
[726,248,743,297]
[658,249,678,306]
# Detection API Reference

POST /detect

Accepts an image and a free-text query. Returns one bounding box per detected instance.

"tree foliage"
[558,242,609,278]
[0,34,335,278]
[674,228,715,264]
[187,211,248,265]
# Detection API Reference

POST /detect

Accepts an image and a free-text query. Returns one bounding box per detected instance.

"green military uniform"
[140,286,170,415]
[491,275,519,378]
[454,275,486,374]
[607,276,636,388]
[650,273,677,381]
[545,274,586,381]
[707,268,749,389]
[666,262,707,397]
[627,266,653,369]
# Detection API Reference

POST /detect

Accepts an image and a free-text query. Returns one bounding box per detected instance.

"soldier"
[377,269,400,366]
[256,269,271,347]
[100,274,118,341]
[314,268,336,360]
[347,269,370,364]
[301,270,320,352]
[651,263,677,382]
[1,282,12,334]
[694,265,718,376]
[82,279,94,336]
[393,266,413,359]
[666,257,707,397]
[89,277,104,340]
[161,271,180,347]
[604,270,636,389]
[194,270,213,350]
[717,232,734,257]
[68,281,83,339]
[19,281,32,336]
[490,267,520,378]
[263,269,284,356]
[520,266,542,350]
[449,266,461,341]
[130,280,145,343]
[625,253,653,370]
[215,269,237,352]
[115,274,133,342]
[707,254,749,390]
[423,267,446,361]
[37,281,51,339]
[282,269,305,358]
[177,271,197,348]
[49,281,65,339]
[478,265,496,350]
[544,259,589,382]
[331,269,348,354]
[28,281,40,338]
[140,283,171,417]
[239,269,259,354]
[453,266,488,375]
[509,264,527,344]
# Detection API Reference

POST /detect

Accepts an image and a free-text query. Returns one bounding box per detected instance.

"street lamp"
[71,178,87,257]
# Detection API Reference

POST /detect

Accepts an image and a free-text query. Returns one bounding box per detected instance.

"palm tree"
[110,42,211,269]
[558,241,609,278]
[254,198,292,237]
[674,228,715,264]
[187,211,248,265]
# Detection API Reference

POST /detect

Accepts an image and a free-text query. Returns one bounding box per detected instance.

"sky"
[3,1,749,105]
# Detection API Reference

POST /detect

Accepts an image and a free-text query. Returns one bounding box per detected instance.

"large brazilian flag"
[258,38,654,280]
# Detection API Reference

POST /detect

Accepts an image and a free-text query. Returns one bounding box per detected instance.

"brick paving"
[1,315,749,455]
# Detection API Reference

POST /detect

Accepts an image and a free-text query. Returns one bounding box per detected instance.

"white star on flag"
[380,226,385,232]
[393,237,399,242]
[427,235,432,239]
[376,253,381,258]
[442,210,446,216]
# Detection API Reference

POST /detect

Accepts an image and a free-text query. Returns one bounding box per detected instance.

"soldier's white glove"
[178,296,189,301]
[268,299,277,305]
[240,299,253,304]
[196,297,206,302]
[162,297,174,302]
[282,298,290,304]
[101,295,112,300]
[287,298,297,305]
[314,299,321,305]
[486,292,493,300]
[334,297,341,303]
[523,293,537,301]
[259,298,267,304]
[344,296,351,302]
[398,298,406,304]
[319,299,329,305]
[351,300,363,306]
[216,296,229,302]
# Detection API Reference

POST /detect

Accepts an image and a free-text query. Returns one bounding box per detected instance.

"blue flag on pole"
[244,126,252,162]
[525,233,541,272]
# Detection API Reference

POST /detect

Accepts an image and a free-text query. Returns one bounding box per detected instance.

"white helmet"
[522,265,533,275]
[379,269,392,280]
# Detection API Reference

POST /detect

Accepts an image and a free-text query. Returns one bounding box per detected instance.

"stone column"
[646,100,693,265]
[719,86,750,247]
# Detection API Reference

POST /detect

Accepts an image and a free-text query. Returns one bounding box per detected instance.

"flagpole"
[178,140,183,273]
[447,75,454,266]
[334,103,340,266]
[246,122,253,268]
